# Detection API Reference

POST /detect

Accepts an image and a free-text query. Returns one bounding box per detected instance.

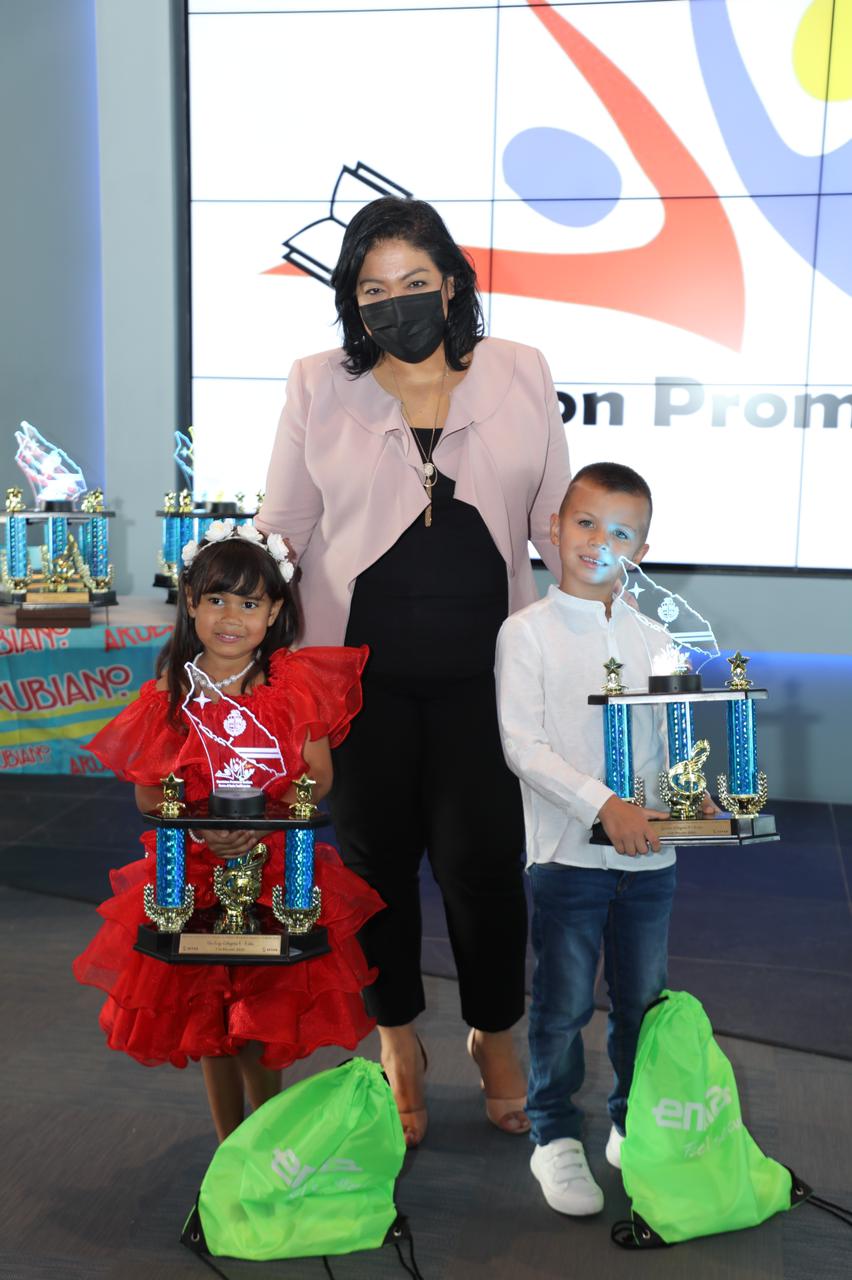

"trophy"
[1,423,117,617]
[589,561,778,846]
[153,428,259,601]
[135,662,330,964]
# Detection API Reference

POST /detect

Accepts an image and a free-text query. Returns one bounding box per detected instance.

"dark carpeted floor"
[2,884,852,1280]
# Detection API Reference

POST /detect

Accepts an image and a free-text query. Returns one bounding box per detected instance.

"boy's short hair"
[560,462,653,534]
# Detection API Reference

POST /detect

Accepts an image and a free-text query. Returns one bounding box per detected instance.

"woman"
[256,198,570,1147]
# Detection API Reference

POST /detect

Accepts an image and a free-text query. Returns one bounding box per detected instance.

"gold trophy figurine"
[659,740,711,821]
[212,843,270,934]
[603,656,625,696]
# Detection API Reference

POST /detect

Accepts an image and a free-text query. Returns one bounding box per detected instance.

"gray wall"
[95,0,186,597]
[0,0,104,497]
[0,0,181,595]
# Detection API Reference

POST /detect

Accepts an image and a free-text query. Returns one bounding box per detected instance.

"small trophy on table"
[135,661,330,964]
[589,561,778,846]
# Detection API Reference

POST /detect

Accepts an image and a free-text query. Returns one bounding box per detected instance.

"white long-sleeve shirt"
[495,585,676,872]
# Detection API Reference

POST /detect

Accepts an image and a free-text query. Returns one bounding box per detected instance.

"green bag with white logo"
[613,990,810,1248]
[182,1057,411,1268]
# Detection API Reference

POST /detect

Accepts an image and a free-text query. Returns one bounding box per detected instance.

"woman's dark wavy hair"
[331,197,485,375]
[156,538,298,725]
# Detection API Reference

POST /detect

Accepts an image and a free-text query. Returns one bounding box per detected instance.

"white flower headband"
[181,519,295,583]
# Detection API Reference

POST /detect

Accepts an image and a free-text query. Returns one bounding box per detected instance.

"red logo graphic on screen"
[267,0,744,351]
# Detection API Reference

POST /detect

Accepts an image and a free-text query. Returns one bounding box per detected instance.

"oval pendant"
[423,462,435,479]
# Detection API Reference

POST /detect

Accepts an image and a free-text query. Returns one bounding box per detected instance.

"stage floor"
[1,884,850,1280]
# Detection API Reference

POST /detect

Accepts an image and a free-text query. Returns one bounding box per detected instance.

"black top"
[345,429,508,681]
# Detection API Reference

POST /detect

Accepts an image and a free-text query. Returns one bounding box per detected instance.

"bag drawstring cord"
[322,1238,425,1278]
[807,1193,852,1230]
[394,1234,426,1278]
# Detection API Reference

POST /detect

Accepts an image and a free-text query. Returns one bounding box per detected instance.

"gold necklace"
[387,362,448,527]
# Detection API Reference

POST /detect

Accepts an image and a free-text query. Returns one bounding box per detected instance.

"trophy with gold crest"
[135,661,329,964]
[589,561,778,846]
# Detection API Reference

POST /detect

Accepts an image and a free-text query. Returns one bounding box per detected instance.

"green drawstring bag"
[181,1058,415,1271]
[612,990,811,1248]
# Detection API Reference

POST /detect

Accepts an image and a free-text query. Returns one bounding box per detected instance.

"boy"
[496,462,699,1217]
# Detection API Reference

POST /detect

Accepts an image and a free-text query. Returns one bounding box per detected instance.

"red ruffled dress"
[72,647,383,1070]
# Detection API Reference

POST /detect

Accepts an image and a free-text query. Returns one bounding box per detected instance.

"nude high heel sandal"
[383,1035,429,1149]
[467,1028,531,1135]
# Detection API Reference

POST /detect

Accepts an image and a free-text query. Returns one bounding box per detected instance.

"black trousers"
[330,670,527,1030]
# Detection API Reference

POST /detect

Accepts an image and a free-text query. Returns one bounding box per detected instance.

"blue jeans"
[526,861,676,1146]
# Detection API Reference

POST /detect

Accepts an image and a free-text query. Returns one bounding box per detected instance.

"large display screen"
[187,0,852,570]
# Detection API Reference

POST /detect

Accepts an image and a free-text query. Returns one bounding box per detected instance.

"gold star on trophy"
[726,651,752,691]
[290,773,318,821]
[158,772,187,818]
[603,657,625,695]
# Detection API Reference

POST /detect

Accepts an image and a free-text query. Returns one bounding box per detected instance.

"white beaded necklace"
[193,651,258,692]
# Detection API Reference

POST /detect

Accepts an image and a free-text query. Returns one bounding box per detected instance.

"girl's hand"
[195,828,265,858]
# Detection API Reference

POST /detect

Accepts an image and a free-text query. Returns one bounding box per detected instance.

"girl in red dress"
[73,524,383,1140]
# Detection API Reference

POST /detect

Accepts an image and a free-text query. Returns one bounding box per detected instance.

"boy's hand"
[195,828,264,859]
[702,791,722,816]
[598,795,670,856]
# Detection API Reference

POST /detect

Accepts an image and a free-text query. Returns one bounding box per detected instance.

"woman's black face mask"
[359,287,446,364]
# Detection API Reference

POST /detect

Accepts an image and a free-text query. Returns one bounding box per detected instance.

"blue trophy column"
[727,699,758,796]
[666,701,696,766]
[177,513,196,555]
[285,828,315,910]
[46,516,69,560]
[6,513,28,580]
[604,703,634,799]
[90,513,109,579]
[163,514,180,568]
[156,827,187,908]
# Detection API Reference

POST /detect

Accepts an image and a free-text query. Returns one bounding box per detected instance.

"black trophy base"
[590,812,778,847]
[143,800,328,831]
[153,575,179,603]
[39,498,75,513]
[89,589,118,607]
[648,672,703,694]
[135,906,330,966]
[208,787,265,818]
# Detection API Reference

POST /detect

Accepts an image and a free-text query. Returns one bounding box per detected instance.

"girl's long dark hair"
[156,538,298,725]
[331,197,485,376]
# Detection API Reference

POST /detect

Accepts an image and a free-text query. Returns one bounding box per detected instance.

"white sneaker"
[605,1126,624,1170]
[530,1139,604,1216]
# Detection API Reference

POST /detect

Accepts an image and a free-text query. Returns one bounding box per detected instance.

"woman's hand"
[194,828,265,859]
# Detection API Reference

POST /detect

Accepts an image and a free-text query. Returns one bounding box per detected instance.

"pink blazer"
[256,336,571,647]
